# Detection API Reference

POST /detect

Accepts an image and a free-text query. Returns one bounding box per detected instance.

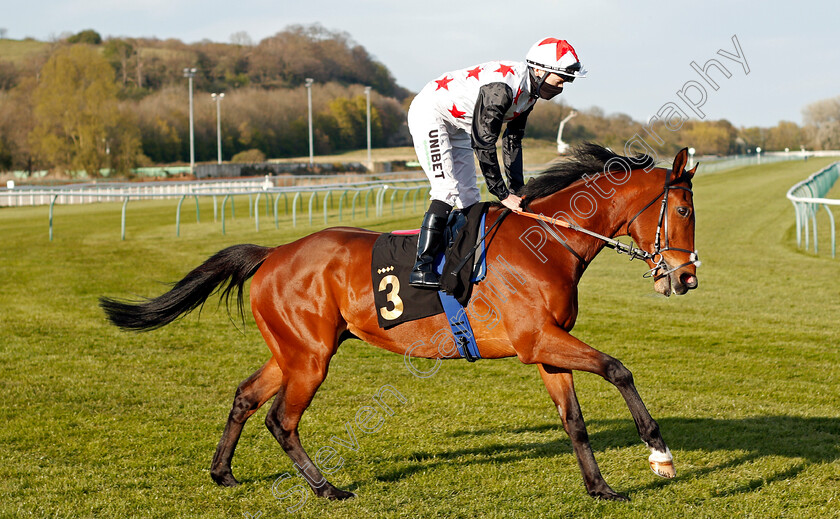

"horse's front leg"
[538,364,628,501]
[520,326,675,480]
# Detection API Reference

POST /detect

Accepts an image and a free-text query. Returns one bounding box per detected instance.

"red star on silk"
[435,75,453,90]
[506,111,522,122]
[513,87,523,105]
[538,38,579,62]
[466,66,482,80]
[448,104,466,119]
[495,63,514,77]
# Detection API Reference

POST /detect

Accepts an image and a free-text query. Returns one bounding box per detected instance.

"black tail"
[99,244,274,332]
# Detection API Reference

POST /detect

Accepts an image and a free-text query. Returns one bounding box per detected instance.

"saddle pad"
[372,203,489,329]
[371,232,443,329]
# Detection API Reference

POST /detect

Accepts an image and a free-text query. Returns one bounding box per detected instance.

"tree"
[67,29,102,45]
[30,45,140,176]
[0,61,18,90]
[0,77,38,174]
[682,122,731,155]
[230,31,253,47]
[326,95,382,151]
[765,121,802,151]
[803,96,840,150]
[803,96,840,126]
[811,121,840,150]
[107,105,145,174]
[231,149,265,162]
[249,24,410,99]
[739,126,765,152]
[0,131,11,170]
[103,39,135,87]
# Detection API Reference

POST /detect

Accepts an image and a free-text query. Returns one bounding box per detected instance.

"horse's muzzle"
[680,272,698,290]
[653,267,698,297]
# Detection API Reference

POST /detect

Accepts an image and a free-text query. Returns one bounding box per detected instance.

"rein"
[515,170,701,280]
[513,210,652,261]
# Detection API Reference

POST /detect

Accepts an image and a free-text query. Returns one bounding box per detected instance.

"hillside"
[0,38,50,62]
[0,27,832,177]
[0,26,411,101]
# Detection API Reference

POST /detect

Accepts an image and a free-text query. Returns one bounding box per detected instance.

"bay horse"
[100,143,699,502]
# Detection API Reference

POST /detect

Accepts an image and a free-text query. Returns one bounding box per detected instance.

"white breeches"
[408,99,481,209]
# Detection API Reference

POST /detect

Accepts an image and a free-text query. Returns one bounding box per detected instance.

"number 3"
[378,275,404,320]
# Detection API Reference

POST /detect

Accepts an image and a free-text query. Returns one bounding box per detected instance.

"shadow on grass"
[377,415,840,497]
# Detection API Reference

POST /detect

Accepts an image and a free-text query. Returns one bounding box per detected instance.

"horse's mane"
[520,142,656,203]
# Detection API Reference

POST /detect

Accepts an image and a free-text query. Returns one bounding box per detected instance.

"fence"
[7,153,839,241]
[786,161,840,257]
[0,174,479,240]
[695,152,804,174]
[0,170,431,208]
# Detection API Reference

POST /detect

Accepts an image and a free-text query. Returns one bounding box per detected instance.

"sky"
[2,0,838,128]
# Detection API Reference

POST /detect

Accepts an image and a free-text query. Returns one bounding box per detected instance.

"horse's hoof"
[590,489,630,501]
[322,487,356,500]
[649,448,676,479]
[649,459,676,478]
[211,471,241,487]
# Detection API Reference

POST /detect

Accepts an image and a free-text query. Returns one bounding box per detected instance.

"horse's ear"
[687,163,698,178]
[671,148,689,180]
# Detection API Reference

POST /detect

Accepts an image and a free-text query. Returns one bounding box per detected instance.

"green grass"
[2,158,840,518]
[0,38,51,63]
[0,39,190,66]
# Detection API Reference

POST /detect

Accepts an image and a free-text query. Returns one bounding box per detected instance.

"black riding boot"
[409,211,449,289]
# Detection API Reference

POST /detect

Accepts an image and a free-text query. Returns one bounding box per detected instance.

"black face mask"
[528,67,567,100]
[539,82,564,100]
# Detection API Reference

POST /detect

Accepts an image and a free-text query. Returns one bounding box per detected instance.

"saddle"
[371,203,489,331]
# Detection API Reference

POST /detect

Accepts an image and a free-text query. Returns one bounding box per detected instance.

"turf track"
[1,157,839,518]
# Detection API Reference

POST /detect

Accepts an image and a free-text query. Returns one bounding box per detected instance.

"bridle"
[624,170,701,280]
[514,169,701,281]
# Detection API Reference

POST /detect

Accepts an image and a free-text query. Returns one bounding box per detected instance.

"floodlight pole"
[364,86,372,170]
[305,78,314,166]
[183,67,197,173]
[211,93,225,164]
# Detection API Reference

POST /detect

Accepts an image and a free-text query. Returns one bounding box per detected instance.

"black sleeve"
[502,103,534,195]
[471,82,514,200]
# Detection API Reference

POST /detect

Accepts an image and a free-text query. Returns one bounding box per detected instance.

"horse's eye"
[676,207,691,217]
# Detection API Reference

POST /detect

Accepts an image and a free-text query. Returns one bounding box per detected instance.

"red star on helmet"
[448,104,466,119]
[495,63,514,77]
[466,66,482,80]
[538,38,579,62]
[435,75,453,91]
[513,87,523,105]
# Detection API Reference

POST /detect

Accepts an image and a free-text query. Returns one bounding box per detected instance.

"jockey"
[408,37,587,288]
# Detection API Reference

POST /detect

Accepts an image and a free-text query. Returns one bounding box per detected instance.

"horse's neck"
[533,168,666,266]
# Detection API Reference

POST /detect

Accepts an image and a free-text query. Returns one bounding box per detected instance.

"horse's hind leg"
[263,359,355,501]
[211,358,283,487]
[538,364,629,501]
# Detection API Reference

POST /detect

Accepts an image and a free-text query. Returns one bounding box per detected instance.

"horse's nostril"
[681,273,698,289]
